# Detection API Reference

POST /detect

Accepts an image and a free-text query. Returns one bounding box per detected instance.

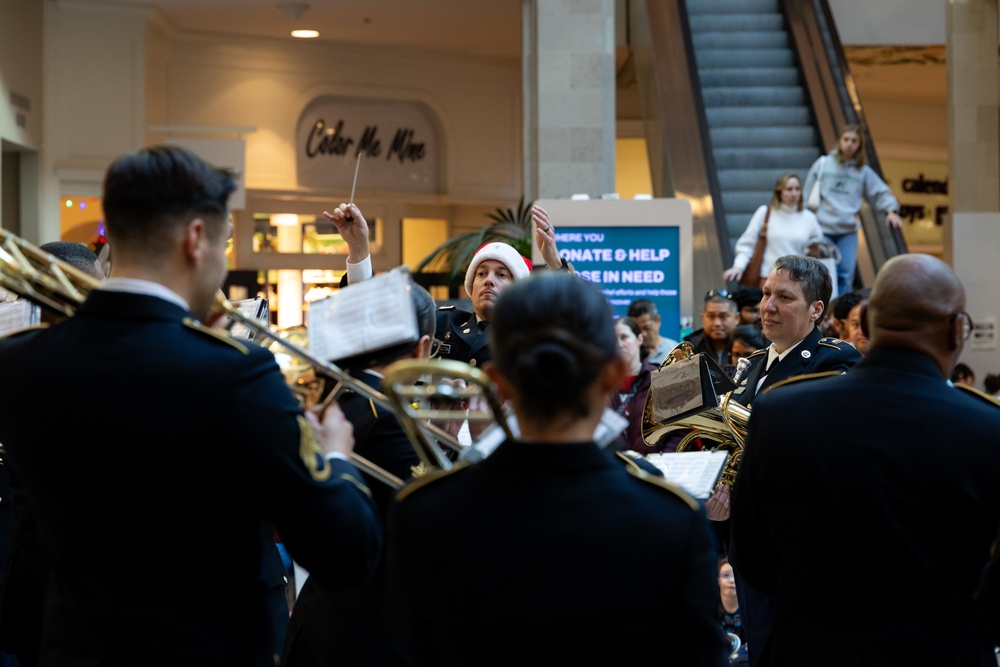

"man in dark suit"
[705,254,861,663]
[731,253,1000,666]
[281,281,438,667]
[0,146,382,667]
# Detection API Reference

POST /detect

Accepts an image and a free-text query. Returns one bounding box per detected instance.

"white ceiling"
[101,0,523,59]
[87,0,937,106]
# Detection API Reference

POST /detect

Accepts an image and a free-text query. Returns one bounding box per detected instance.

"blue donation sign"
[555,225,680,328]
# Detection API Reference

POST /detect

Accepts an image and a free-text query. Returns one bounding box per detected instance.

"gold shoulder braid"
[297,414,333,482]
[955,383,1000,408]
[0,323,48,342]
[624,467,700,511]
[764,370,843,393]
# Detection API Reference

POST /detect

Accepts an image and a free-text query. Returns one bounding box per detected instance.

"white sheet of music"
[644,450,730,499]
[307,267,418,363]
[0,300,38,336]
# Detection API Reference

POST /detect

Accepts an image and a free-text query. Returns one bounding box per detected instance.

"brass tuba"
[640,342,750,486]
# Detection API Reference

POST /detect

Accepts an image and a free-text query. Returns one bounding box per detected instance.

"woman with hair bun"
[384,271,730,666]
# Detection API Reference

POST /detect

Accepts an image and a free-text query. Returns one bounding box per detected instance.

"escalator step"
[706,105,812,126]
[699,67,799,87]
[692,31,788,49]
[710,126,816,148]
[714,146,821,169]
[702,86,804,106]
[688,13,783,32]
[696,48,794,68]
[685,0,780,15]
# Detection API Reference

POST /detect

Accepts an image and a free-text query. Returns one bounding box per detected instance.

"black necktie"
[760,354,778,379]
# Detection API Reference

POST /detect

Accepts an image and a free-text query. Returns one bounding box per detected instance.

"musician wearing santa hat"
[433,241,533,367]
[434,205,567,366]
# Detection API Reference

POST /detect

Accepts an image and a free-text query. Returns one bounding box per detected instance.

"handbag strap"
[760,207,770,238]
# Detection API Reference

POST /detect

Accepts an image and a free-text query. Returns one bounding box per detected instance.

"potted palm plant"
[414,196,533,293]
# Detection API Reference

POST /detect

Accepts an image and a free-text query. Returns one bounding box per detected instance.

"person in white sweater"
[722,173,824,287]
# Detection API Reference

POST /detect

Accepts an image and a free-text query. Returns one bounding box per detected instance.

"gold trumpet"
[640,342,750,486]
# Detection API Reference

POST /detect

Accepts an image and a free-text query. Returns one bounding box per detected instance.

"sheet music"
[644,450,730,500]
[307,267,418,364]
[0,300,38,336]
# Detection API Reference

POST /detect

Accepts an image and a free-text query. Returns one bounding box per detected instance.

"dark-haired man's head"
[626,298,664,356]
[40,241,105,281]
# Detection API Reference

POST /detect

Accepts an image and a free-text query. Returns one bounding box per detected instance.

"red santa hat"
[464,242,532,296]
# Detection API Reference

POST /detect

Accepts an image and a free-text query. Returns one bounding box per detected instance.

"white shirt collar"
[97,277,190,311]
[768,338,805,368]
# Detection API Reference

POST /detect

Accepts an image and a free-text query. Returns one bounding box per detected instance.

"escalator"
[627,0,907,301]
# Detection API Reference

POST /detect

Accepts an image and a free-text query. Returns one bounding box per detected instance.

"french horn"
[640,342,750,486]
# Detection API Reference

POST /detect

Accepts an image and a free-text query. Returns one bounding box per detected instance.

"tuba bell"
[640,342,750,486]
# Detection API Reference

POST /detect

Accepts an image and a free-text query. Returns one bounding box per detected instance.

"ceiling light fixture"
[277,3,319,38]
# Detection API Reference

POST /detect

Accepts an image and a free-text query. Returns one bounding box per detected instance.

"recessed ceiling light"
[291,29,319,38]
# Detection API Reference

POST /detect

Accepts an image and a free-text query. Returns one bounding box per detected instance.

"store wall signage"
[296,96,439,193]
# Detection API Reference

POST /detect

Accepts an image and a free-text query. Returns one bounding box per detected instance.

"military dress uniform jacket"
[385,439,730,667]
[434,306,491,367]
[722,326,860,658]
[0,290,382,667]
[730,346,1000,666]
[283,369,418,667]
[728,326,861,409]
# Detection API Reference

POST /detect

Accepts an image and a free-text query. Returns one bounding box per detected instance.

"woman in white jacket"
[723,173,823,287]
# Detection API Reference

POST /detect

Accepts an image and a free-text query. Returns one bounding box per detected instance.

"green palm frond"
[414,196,534,288]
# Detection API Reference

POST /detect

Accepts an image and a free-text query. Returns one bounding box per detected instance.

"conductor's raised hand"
[307,399,356,460]
[531,205,564,270]
[323,204,370,263]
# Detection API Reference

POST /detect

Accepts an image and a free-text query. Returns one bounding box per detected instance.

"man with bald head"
[730,254,1000,666]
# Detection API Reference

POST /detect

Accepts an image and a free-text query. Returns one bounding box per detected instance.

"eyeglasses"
[950,311,974,341]
[430,338,445,359]
[705,289,732,301]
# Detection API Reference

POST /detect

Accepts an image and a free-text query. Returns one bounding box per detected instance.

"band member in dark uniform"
[282,281,438,667]
[0,146,381,667]
[434,240,534,367]
[731,253,1000,665]
[325,202,568,368]
[384,271,730,666]
[705,254,861,665]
